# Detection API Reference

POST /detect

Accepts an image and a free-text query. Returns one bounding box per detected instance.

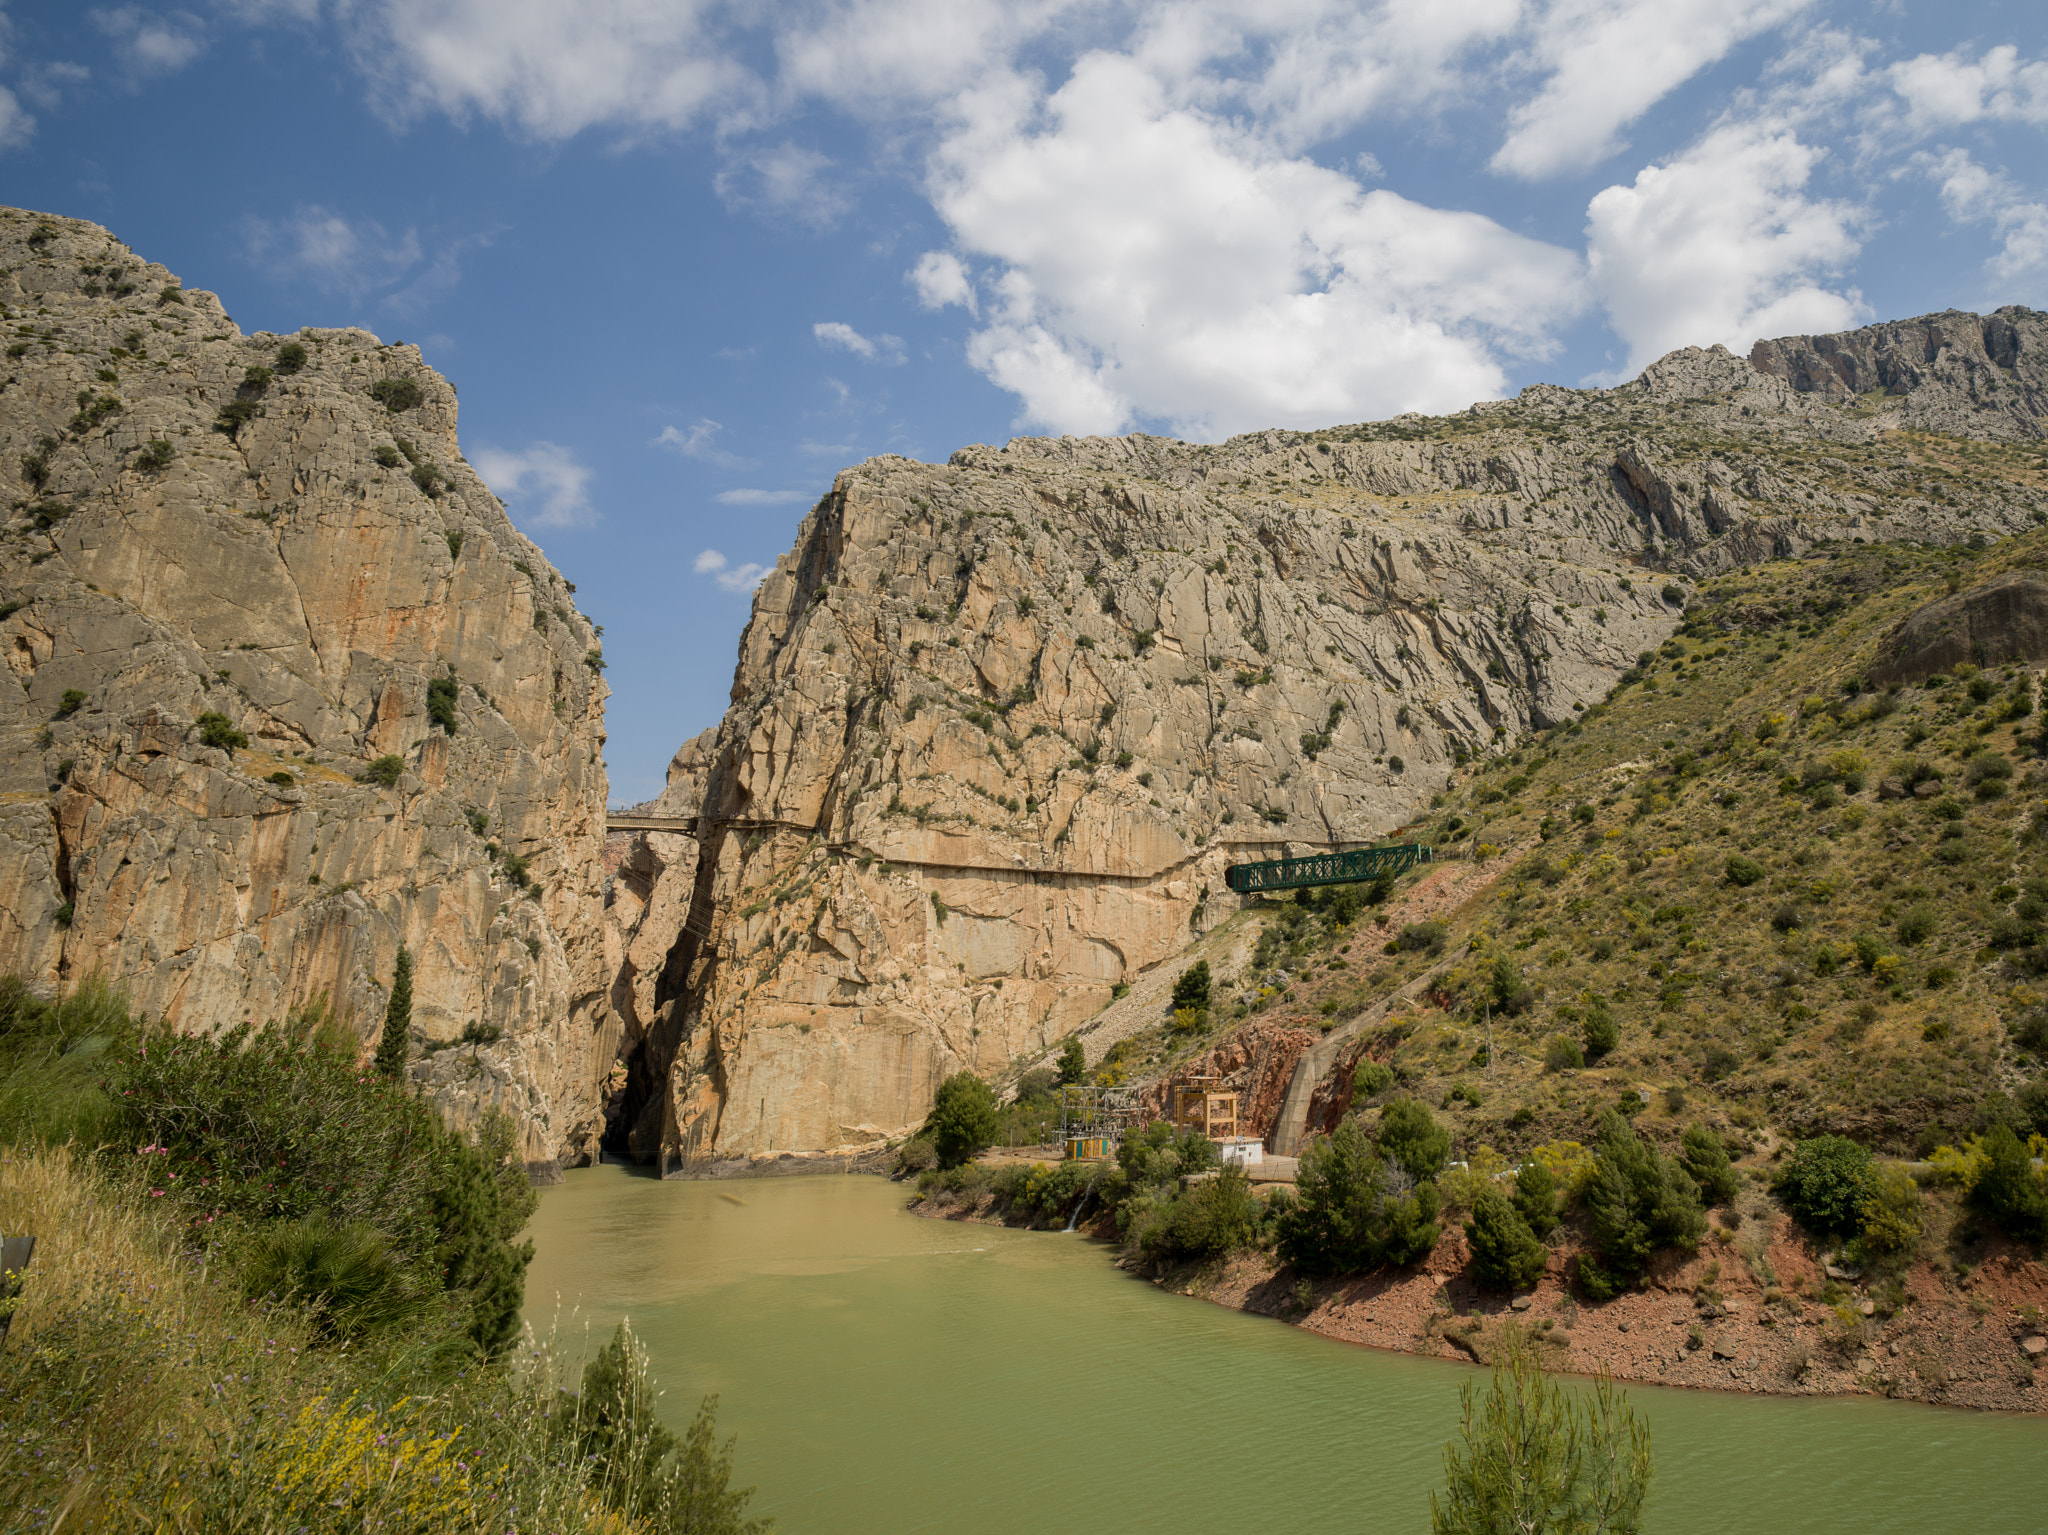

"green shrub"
[563,1323,770,1533]
[1725,854,1765,887]
[1431,1331,1649,1535]
[927,1071,998,1168]
[1679,1122,1738,1206]
[360,754,405,788]
[1774,1135,1874,1237]
[1352,1059,1394,1101]
[194,710,247,750]
[1857,1164,1924,1259]
[0,977,134,1145]
[1512,1159,1560,1238]
[213,398,260,438]
[427,671,460,734]
[53,688,87,720]
[1277,1119,1439,1274]
[1464,1185,1547,1292]
[1171,959,1211,1009]
[1396,920,1448,955]
[368,377,425,412]
[134,438,174,471]
[373,444,403,468]
[265,770,295,787]
[1582,1110,1705,1289]
[1544,1036,1584,1072]
[1135,1169,1260,1262]
[1581,1001,1618,1061]
[238,1214,422,1340]
[1489,956,1533,1016]
[1377,1097,1450,1181]
[1895,904,1938,945]
[1057,1035,1086,1085]
[274,340,307,374]
[241,365,274,394]
[112,1018,535,1357]
[1970,1124,2048,1243]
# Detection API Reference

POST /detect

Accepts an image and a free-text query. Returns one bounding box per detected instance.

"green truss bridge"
[1223,842,1434,895]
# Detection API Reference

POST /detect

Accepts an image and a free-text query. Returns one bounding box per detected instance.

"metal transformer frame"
[1056,1085,1141,1148]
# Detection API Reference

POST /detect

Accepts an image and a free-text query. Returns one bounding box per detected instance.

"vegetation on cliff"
[920,532,2048,1406]
[0,980,769,1532]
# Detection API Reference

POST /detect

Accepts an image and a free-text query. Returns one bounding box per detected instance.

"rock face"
[612,308,2048,1170]
[1865,573,2048,687]
[1749,307,2048,440]
[0,208,612,1170]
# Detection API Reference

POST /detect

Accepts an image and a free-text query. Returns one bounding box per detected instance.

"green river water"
[525,1166,2046,1533]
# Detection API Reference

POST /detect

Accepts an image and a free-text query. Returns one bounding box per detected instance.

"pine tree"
[1465,1185,1548,1292]
[1432,1331,1651,1535]
[373,945,413,1081]
[1057,1036,1086,1085]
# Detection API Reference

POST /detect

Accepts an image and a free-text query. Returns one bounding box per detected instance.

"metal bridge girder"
[1223,842,1432,895]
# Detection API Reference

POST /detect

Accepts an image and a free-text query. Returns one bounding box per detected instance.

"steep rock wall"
[0,208,611,1170]
[613,312,2048,1170]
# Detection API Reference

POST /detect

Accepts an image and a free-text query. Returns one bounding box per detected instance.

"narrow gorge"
[608,308,2048,1171]
[5,201,2045,1181]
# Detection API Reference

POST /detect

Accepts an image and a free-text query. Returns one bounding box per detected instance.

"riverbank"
[911,1185,2048,1412]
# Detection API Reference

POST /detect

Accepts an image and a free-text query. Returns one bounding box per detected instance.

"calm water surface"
[525,1166,2046,1534]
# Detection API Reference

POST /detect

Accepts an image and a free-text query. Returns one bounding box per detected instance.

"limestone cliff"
[612,308,2048,1171]
[0,208,611,1170]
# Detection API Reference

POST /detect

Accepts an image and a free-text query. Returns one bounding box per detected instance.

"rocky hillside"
[0,208,612,1172]
[612,308,2048,1171]
[1111,527,2048,1157]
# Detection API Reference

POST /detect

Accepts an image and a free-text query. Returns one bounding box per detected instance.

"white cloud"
[242,205,421,299]
[929,50,1585,439]
[692,548,770,591]
[1921,148,2048,299]
[239,204,492,315]
[16,62,91,114]
[0,86,31,151]
[214,0,2002,439]
[813,320,905,363]
[715,487,812,505]
[1887,44,2048,133]
[473,441,597,529]
[91,6,206,77]
[908,250,975,313]
[1585,119,1865,373]
[714,143,853,227]
[342,0,756,137]
[653,418,751,468]
[1492,0,1811,179]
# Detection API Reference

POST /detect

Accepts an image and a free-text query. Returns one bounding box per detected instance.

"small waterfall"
[1062,1191,1094,1233]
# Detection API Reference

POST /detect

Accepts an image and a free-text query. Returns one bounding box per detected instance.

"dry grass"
[0,1144,620,1533]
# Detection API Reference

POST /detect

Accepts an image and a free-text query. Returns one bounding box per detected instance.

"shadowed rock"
[1866,572,2048,687]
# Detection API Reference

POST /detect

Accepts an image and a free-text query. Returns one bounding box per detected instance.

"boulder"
[1866,572,2048,687]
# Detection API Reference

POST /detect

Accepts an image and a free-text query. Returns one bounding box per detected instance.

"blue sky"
[2,1,2045,801]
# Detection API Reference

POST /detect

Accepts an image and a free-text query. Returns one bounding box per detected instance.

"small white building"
[1216,1137,1265,1168]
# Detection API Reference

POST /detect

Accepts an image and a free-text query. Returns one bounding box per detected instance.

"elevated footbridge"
[1223,842,1433,896]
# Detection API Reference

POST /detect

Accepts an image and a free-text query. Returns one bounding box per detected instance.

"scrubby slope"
[1164,521,2048,1161]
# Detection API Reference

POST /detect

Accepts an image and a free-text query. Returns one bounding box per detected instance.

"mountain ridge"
[610,306,2048,1170]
